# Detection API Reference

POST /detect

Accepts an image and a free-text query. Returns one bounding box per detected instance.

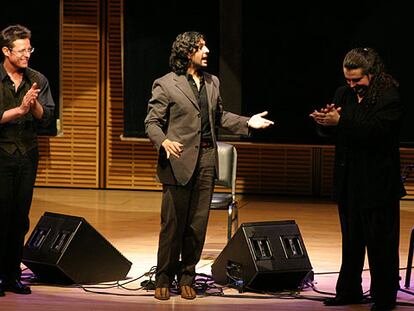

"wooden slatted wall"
[105,0,162,190]
[400,148,414,198]
[233,143,313,195]
[36,0,101,187]
[34,0,414,199]
[320,146,335,197]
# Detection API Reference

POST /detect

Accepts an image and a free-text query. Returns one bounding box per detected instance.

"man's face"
[3,38,32,69]
[189,39,209,69]
[343,67,371,96]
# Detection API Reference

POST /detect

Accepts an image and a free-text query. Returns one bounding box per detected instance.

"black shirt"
[186,73,212,142]
[0,63,55,154]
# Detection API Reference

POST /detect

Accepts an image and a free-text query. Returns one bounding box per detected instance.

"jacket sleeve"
[213,75,249,136]
[144,79,170,151]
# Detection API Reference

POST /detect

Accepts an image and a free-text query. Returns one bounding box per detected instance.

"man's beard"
[353,85,368,97]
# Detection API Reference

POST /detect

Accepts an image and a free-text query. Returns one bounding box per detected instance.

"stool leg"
[227,201,238,242]
[405,227,414,288]
[227,202,233,242]
[232,201,238,237]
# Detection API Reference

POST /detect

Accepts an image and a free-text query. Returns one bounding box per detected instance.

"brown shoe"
[154,287,170,300]
[180,285,196,299]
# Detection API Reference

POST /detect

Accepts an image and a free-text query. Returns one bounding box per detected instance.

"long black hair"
[343,47,399,105]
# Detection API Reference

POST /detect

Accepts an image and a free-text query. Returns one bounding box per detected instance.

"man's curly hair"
[169,31,205,75]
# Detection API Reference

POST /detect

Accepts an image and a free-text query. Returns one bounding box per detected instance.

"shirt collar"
[186,71,204,82]
[0,63,30,82]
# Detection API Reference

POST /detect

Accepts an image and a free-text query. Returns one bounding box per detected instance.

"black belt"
[200,140,213,148]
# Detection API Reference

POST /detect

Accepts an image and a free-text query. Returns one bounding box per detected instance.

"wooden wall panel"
[400,148,414,199]
[320,146,335,197]
[36,0,100,188]
[106,129,161,189]
[35,0,414,199]
[36,127,99,187]
[106,0,124,130]
[102,0,414,197]
[106,0,131,188]
[61,41,100,126]
[234,143,313,195]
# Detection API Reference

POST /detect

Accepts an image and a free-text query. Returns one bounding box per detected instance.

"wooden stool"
[405,226,414,288]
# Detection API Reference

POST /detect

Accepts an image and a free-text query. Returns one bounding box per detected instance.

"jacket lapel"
[203,72,214,112]
[174,74,199,110]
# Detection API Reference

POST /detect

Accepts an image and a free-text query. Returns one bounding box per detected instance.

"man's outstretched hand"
[247,111,274,129]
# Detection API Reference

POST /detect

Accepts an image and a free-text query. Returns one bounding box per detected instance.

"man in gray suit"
[145,31,273,300]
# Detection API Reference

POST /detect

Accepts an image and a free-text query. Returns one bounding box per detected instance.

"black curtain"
[242,1,414,145]
[123,0,220,137]
[1,1,60,136]
[123,1,414,146]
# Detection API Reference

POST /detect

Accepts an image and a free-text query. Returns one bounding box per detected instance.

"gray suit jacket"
[145,71,249,186]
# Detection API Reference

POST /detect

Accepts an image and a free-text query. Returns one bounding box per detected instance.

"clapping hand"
[20,83,40,115]
[309,104,341,126]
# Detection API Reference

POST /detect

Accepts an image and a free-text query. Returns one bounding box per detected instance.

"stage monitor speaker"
[22,212,132,285]
[211,220,313,292]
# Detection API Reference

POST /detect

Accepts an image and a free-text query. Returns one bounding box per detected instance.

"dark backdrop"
[242,1,413,145]
[123,0,220,137]
[124,1,414,146]
[1,1,60,136]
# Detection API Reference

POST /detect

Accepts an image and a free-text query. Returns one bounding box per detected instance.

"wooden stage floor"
[1,187,414,310]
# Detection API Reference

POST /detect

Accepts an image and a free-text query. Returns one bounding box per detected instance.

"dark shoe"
[154,287,170,300]
[370,303,396,311]
[180,285,196,299]
[324,295,363,306]
[3,279,31,295]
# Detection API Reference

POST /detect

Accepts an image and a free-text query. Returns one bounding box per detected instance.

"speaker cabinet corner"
[23,212,132,285]
[211,220,313,292]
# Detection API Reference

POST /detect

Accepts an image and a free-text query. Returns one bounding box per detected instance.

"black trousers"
[155,147,216,287]
[0,148,38,280]
[336,198,400,306]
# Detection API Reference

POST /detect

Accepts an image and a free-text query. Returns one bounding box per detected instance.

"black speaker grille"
[211,220,313,292]
[23,212,132,284]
